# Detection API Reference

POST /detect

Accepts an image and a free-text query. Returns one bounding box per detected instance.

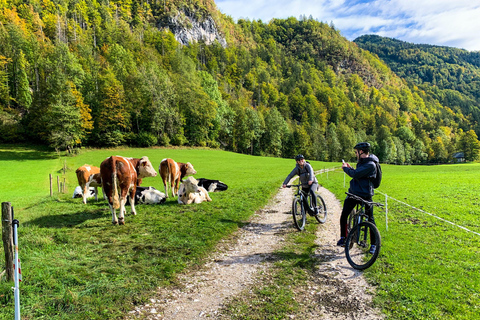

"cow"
[75,165,102,204]
[126,186,166,205]
[177,176,212,205]
[197,178,228,192]
[159,158,197,198]
[100,156,157,225]
[72,186,96,199]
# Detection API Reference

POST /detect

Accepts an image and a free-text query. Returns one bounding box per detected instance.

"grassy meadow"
[322,163,480,320]
[0,144,335,319]
[1,144,479,319]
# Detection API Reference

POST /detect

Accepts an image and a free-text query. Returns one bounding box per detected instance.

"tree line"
[1,0,479,163]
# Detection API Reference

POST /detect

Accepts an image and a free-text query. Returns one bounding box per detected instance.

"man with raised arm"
[337,142,379,253]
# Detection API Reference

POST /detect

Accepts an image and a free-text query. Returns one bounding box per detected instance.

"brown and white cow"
[177,176,212,204]
[100,156,157,225]
[159,158,197,198]
[76,165,102,204]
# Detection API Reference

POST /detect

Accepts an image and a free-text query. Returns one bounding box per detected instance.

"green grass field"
[1,145,479,319]
[322,164,480,320]
[0,144,335,319]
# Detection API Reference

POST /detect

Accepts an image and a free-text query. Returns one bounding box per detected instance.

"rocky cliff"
[164,9,227,48]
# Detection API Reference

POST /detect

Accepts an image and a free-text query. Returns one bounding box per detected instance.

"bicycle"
[286,184,327,231]
[344,192,383,270]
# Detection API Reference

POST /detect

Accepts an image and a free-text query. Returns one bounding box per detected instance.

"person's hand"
[282,184,286,188]
[308,180,313,185]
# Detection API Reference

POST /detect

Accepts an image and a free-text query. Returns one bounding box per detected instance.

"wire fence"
[320,167,480,237]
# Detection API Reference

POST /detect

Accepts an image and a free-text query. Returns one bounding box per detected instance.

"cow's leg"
[118,197,126,225]
[109,204,118,225]
[129,188,137,216]
[94,186,98,201]
[173,179,180,197]
[162,178,169,198]
[82,184,88,204]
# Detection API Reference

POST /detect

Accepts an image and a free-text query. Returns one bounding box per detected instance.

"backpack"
[371,160,382,189]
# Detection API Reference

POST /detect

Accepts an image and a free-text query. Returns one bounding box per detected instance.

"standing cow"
[159,158,197,198]
[100,156,157,225]
[75,165,102,204]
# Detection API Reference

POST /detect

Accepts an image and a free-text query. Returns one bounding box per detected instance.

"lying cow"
[159,158,197,198]
[100,156,157,225]
[197,178,228,192]
[178,176,212,205]
[72,186,96,199]
[75,165,102,204]
[126,186,166,205]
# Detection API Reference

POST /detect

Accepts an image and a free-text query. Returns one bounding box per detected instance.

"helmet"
[295,154,305,161]
[354,142,371,152]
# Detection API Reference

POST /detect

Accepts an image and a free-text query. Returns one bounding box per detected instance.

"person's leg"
[309,183,318,214]
[340,196,357,238]
[362,197,377,245]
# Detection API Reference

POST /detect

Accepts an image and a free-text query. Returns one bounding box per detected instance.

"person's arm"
[306,163,315,185]
[344,162,374,179]
[282,167,298,187]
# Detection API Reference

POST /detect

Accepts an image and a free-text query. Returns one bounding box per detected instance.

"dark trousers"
[340,195,375,243]
[302,183,318,214]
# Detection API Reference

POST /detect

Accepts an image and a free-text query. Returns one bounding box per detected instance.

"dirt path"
[127,179,383,319]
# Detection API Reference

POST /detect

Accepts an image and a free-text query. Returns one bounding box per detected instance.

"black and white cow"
[72,186,96,199]
[126,186,166,205]
[197,178,228,192]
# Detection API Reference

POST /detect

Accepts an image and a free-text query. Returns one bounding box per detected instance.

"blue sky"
[215,0,480,51]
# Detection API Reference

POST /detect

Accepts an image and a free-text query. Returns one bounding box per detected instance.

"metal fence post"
[13,215,20,320]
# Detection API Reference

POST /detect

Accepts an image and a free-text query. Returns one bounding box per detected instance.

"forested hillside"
[1,0,479,163]
[355,35,480,155]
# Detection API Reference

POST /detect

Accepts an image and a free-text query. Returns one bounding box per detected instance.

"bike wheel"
[314,194,327,223]
[345,221,381,270]
[292,197,306,231]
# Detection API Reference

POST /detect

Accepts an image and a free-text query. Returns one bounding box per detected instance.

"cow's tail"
[112,161,120,209]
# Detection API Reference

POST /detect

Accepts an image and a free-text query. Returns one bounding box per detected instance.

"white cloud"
[215,0,480,51]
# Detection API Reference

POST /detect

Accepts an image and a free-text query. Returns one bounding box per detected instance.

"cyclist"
[337,142,378,253]
[282,154,319,215]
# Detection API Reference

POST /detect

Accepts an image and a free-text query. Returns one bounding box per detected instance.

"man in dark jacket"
[282,154,319,215]
[337,142,378,253]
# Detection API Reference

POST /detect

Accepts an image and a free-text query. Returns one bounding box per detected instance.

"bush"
[137,132,158,147]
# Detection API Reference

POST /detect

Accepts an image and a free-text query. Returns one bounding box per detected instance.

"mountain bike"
[286,184,327,231]
[344,192,383,270]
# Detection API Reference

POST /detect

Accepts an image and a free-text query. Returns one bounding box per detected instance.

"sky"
[215,0,480,51]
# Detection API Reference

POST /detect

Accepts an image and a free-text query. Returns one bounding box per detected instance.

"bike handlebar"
[346,192,384,207]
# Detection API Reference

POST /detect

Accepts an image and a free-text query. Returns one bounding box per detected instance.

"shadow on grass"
[25,206,107,228]
[0,144,58,161]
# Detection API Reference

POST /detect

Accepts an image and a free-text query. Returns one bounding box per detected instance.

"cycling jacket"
[343,154,378,198]
[283,162,318,187]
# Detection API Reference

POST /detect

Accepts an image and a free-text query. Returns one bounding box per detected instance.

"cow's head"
[184,176,199,194]
[138,156,158,178]
[185,162,197,176]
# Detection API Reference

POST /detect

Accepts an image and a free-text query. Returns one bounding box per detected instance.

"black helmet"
[354,142,371,152]
[295,154,305,161]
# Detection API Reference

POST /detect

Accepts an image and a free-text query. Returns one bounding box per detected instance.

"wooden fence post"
[63,178,66,193]
[57,176,60,193]
[49,174,53,197]
[1,202,14,282]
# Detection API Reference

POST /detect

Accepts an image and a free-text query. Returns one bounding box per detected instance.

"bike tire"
[314,194,327,223]
[345,221,381,270]
[292,197,306,231]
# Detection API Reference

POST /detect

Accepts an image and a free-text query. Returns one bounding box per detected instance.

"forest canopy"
[1,0,479,163]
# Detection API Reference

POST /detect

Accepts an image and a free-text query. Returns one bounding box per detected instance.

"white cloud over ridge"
[216,0,480,51]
